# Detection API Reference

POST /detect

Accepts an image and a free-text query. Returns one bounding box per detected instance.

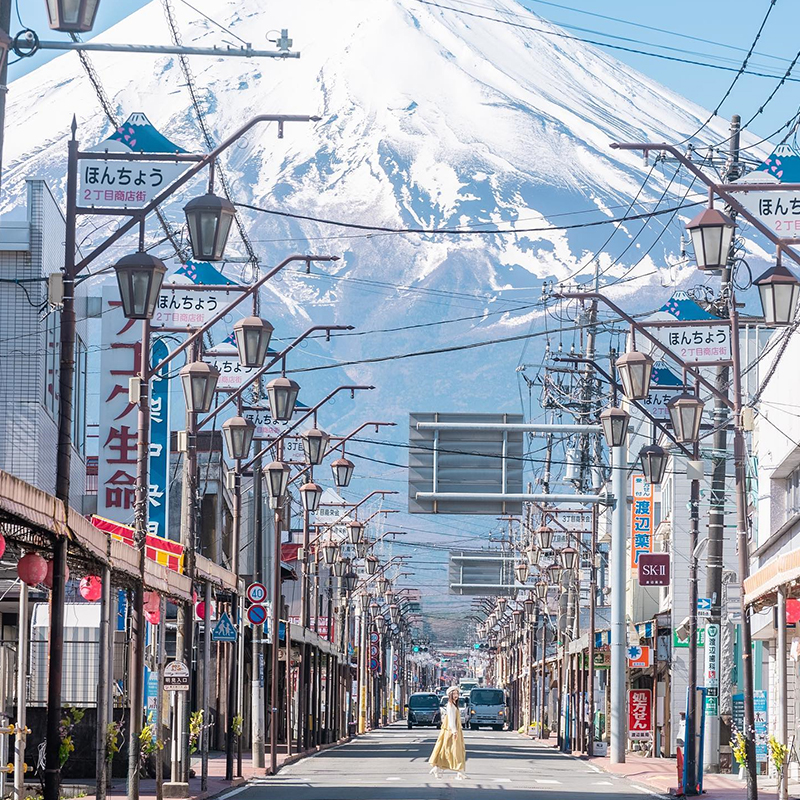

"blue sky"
[9,0,799,142]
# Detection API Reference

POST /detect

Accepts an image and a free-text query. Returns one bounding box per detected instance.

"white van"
[467,687,507,731]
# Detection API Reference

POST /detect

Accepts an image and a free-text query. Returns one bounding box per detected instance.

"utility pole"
[705,114,740,773]
[251,455,266,770]
[0,0,10,190]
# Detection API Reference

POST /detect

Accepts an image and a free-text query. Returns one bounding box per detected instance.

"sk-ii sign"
[638,553,670,587]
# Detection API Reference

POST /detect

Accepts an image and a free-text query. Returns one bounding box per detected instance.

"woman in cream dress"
[428,686,467,779]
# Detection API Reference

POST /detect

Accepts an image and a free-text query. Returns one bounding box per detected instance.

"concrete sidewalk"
[525,736,799,799]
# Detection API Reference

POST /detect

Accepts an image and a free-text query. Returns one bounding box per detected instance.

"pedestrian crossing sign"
[212,611,237,642]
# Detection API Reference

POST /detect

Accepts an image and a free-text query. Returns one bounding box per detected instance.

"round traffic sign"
[247,582,268,604]
[369,631,379,644]
[369,658,379,671]
[247,604,268,626]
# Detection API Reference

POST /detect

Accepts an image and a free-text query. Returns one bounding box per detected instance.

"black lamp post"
[266,376,300,422]
[180,361,220,414]
[233,316,274,368]
[183,192,236,262]
[301,428,330,466]
[45,0,101,32]
[600,407,630,448]
[667,392,704,444]
[299,481,323,513]
[755,262,800,326]
[686,206,736,271]
[331,456,355,488]
[639,443,668,485]
[222,415,255,460]
[112,253,167,320]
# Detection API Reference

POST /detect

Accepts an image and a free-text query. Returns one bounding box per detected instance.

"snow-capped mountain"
[0,0,766,628]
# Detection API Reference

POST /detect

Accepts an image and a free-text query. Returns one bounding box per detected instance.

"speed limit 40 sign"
[247,582,267,604]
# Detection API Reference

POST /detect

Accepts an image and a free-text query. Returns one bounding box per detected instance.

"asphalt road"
[231,723,662,799]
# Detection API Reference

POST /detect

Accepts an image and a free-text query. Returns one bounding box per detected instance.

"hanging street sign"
[212,611,238,643]
[705,623,720,717]
[247,604,268,627]
[627,645,652,669]
[164,661,190,692]
[205,351,261,391]
[638,553,670,586]
[640,363,683,422]
[628,689,652,740]
[246,583,268,604]
[78,112,190,210]
[148,338,170,540]
[644,292,731,364]
[697,597,712,618]
[630,474,654,569]
[736,142,800,235]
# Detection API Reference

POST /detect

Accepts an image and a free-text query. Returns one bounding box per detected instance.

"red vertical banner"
[628,688,652,740]
[630,474,654,568]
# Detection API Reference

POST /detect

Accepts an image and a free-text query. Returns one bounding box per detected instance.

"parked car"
[467,687,507,730]
[459,695,469,726]
[406,692,442,729]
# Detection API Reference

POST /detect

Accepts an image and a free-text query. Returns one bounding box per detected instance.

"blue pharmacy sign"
[149,338,170,539]
[754,690,768,763]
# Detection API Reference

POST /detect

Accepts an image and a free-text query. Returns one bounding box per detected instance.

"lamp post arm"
[554,355,694,458]
[74,115,321,273]
[611,141,800,271]
[366,529,407,550]
[307,492,400,546]
[325,421,397,455]
[150,256,339,378]
[556,291,734,409]
[242,385,375,471]
[199,324,354,429]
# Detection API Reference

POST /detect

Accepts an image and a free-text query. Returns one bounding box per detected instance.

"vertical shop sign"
[630,474,654,568]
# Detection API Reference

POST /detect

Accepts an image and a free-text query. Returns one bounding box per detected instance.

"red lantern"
[145,607,161,625]
[18,553,47,586]
[43,559,69,590]
[0,534,6,559]
[80,575,102,602]
[196,601,206,620]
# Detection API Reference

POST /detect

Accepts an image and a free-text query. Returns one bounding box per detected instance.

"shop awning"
[744,548,800,608]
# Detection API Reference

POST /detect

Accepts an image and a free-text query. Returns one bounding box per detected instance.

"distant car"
[406,692,442,729]
[459,696,469,725]
[468,687,507,731]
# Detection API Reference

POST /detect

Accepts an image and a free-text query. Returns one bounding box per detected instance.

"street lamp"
[266,377,300,422]
[755,263,800,325]
[375,614,387,634]
[667,392,704,443]
[534,582,549,603]
[331,456,355,488]
[332,556,346,578]
[376,577,389,595]
[359,593,370,612]
[299,481,323,513]
[496,597,508,613]
[263,460,291,509]
[639,443,668,485]
[512,607,524,624]
[561,547,578,572]
[343,571,358,594]
[548,564,563,585]
[526,543,539,566]
[183,192,236,262]
[180,361,220,413]
[355,542,368,559]
[537,524,554,551]
[615,350,654,401]
[233,316,274,368]
[366,555,380,575]
[600,407,630,448]
[45,0,102,32]
[322,540,338,566]
[389,603,400,624]
[515,562,530,583]
[301,428,330,466]
[347,520,365,544]
[523,596,536,615]
[222,415,255,460]
[686,206,736,271]
[112,252,167,320]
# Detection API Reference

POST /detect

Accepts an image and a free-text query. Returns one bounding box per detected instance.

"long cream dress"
[428,700,466,773]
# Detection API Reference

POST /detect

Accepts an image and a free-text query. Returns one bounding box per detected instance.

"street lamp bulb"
[346,520,365,544]
[179,360,220,414]
[266,376,300,422]
[615,350,654,401]
[183,192,236,262]
[113,252,167,320]
[755,263,800,326]
[299,481,323,513]
[233,316,274,368]
[686,206,736,271]
[46,0,101,32]
[222,415,255,461]
[639,443,668,485]
[600,406,630,449]
[263,460,291,506]
[301,428,331,466]
[667,392,704,443]
[331,456,355,488]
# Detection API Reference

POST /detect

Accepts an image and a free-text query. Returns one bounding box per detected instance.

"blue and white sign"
[212,611,237,643]
[697,597,712,618]
[755,690,768,762]
[149,338,170,539]
[738,141,800,236]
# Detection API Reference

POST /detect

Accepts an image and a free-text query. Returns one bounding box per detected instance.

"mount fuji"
[0,0,769,626]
